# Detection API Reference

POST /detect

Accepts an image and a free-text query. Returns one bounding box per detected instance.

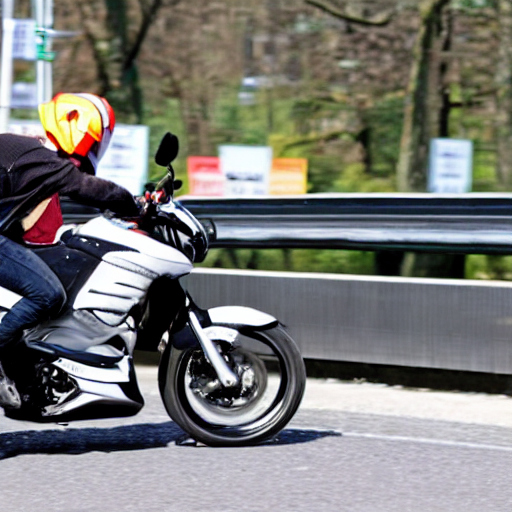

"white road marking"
[343,431,512,453]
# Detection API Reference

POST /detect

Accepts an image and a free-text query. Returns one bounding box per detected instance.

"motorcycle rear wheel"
[158,324,306,447]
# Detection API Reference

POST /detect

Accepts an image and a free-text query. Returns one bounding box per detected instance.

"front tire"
[158,324,306,446]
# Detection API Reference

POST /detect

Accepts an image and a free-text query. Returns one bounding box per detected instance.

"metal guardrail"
[178,193,512,254]
[62,193,512,254]
[187,268,512,375]
[60,199,101,224]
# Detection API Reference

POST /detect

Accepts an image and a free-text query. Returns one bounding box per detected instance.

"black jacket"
[0,133,139,237]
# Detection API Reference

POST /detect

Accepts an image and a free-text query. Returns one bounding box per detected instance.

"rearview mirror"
[155,132,179,167]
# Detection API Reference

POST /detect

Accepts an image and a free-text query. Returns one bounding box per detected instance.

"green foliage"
[364,95,405,179]
[449,106,500,191]
[466,254,512,280]
[143,98,189,190]
[472,148,498,191]
[453,0,496,9]
[332,162,395,192]
[290,249,374,274]
[197,248,375,275]
[174,86,399,277]
[212,89,298,146]
[307,155,346,193]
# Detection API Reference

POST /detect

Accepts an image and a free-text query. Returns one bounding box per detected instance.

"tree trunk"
[395,1,465,278]
[396,0,451,192]
[495,0,512,189]
[403,252,465,279]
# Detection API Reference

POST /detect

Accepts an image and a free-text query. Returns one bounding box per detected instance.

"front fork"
[188,310,239,388]
[169,296,278,390]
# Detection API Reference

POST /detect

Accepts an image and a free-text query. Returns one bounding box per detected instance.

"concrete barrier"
[186,268,512,375]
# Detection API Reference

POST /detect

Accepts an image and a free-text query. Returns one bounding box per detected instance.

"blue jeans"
[0,235,66,352]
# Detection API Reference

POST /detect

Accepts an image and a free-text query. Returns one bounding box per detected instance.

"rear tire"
[158,324,306,446]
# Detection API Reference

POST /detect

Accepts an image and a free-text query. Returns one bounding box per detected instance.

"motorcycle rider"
[0,92,140,408]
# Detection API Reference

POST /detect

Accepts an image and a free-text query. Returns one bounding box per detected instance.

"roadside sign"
[187,156,224,196]
[96,124,150,195]
[219,145,273,196]
[12,19,37,60]
[428,138,473,193]
[11,82,38,108]
[186,151,309,197]
[269,158,308,195]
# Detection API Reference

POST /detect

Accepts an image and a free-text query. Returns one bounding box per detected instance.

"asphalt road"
[1,365,511,512]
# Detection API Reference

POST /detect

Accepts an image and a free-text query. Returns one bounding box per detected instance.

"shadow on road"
[264,428,342,446]
[0,421,340,459]
[0,422,185,460]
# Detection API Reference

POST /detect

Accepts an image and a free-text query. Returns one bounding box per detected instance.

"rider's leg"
[0,234,66,408]
[0,234,66,348]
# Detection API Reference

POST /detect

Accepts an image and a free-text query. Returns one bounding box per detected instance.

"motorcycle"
[0,133,306,446]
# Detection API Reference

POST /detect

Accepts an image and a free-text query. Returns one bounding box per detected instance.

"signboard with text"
[11,82,38,108]
[219,145,273,196]
[13,19,37,61]
[269,158,308,195]
[428,138,473,194]
[187,156,224,196]
[96,124,149,195]
[186,150,309,197]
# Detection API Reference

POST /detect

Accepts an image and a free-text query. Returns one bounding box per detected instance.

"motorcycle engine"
[36,362,77,407]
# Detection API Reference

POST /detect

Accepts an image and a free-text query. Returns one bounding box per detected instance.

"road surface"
[1,365,511,512]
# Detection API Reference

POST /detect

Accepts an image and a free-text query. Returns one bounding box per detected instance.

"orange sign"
[187,156,224,196]
[269,158,308,195]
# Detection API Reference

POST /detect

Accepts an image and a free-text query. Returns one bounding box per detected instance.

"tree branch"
[124,0,182,71]
[305,0,395,26]
[280,129,359,153]
[77,1,111,94]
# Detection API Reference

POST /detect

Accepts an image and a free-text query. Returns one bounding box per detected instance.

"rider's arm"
[6,140,139,217]
[58,166,140,217]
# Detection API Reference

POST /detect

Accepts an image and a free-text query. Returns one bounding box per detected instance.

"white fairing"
[72,217,193,325]
[53,355,131,383]
[76,216,193,271]
[208,306,277,328]
[73,259,152,318]
[43,355,140,417]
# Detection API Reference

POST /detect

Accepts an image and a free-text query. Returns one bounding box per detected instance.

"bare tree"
[75,0,180,123]
[304,0,395,25]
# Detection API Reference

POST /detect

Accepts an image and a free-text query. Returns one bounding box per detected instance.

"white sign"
[12,19,37,61]
[219,145,273,196]
[428,138,473,194]
[96,124,150,195]
[11,82,38,108]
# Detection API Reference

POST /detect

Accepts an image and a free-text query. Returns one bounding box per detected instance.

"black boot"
[0,360,21,409]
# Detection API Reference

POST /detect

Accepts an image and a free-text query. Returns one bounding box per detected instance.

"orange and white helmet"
[38,92,115,172]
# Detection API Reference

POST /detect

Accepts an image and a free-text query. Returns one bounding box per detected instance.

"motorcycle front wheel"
[158,324,306,447]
